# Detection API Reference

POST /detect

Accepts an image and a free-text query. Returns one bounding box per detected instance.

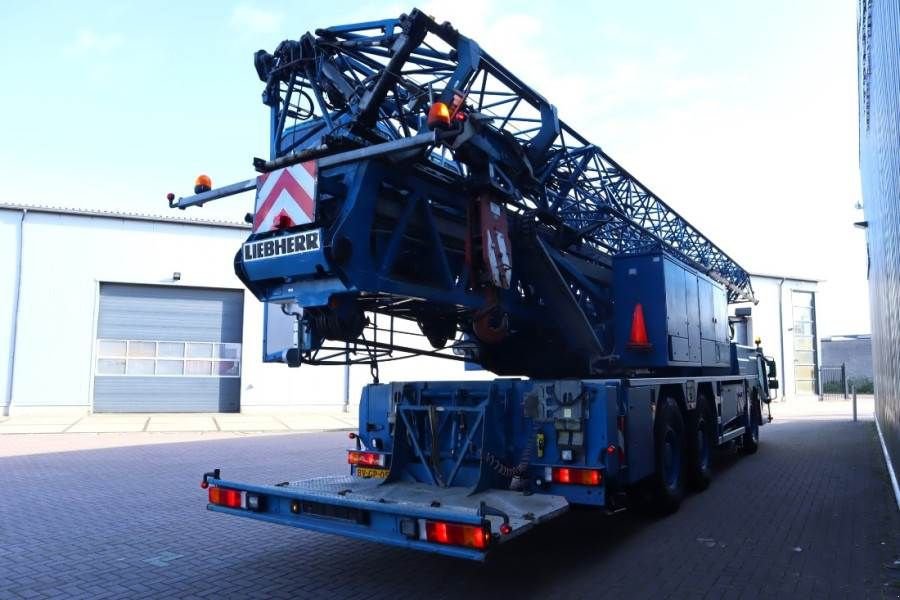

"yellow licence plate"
[355,467,389,479]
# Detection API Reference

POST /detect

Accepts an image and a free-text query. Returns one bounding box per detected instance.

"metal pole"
[818,366,823,402]
[5,209,27,416]
[852,385,857,422]
[778,278,787,400]
[342,363,350,413]
[842,363,848,399]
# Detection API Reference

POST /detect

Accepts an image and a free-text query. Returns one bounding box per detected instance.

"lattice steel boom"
[250,10,753,303]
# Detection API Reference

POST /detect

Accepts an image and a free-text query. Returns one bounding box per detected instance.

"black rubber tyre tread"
[687,394,715,491]
[742,388,761,455]
[651,396,686,515]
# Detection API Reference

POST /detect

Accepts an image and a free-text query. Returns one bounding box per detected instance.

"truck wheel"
[652,396,686,514]
[687,395,715,491]
[741,391,760,455]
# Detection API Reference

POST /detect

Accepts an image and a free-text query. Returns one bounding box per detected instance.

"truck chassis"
[203,373,768,561]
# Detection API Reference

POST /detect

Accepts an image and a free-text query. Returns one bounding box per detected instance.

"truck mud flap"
[205,474,569,561]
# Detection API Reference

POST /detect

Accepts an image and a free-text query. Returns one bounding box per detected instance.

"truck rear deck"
[203,373,770,560]
[206,474,569,560]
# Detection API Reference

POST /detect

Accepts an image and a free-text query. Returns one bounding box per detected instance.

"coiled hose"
[483,428,537,478]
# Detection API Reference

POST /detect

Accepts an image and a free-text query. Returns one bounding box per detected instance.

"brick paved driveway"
[1,418,898,599]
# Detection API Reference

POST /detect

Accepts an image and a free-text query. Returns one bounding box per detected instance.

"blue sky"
[0,1,868,335]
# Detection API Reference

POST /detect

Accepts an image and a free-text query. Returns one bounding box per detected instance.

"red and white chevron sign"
[252,161,317,233]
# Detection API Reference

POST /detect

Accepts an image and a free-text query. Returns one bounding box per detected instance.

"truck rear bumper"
[205,475,569,561]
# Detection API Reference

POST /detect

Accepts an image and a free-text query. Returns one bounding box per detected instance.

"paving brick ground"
[1,417,898,599]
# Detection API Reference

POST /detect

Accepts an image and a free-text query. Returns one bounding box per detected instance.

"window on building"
[791,291,818,395]
[95,340,242,377]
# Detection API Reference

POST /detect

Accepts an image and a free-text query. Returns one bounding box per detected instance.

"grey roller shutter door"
[93,284,244,413]
[97,284,243,342]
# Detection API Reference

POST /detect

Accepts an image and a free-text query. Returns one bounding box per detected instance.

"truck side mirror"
[762,357,778,401]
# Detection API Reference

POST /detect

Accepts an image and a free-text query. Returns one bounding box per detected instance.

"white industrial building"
[731,273,821,400]
[0,203,819,416]
[0,204,494,417]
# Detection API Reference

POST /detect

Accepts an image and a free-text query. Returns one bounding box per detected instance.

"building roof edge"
[0,202,249,229]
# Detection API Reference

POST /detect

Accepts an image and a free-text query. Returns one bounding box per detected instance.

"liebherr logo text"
[242,230,321,261]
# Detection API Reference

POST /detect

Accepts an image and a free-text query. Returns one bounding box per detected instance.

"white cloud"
[230,4,281,34]
[68,29,124,54]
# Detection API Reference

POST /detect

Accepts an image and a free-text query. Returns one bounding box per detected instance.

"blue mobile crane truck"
[169,9,778,561]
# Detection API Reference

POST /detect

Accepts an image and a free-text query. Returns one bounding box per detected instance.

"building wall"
[0,209,336,414]
[0,208,487,415]
[734,275,819,400]
[858,1,900,476]
[821,337,873,381]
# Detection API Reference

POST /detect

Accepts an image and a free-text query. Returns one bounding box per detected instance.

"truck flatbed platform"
[206,474,570,561]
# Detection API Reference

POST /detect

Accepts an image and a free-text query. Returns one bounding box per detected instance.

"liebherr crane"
[171,9,777,560]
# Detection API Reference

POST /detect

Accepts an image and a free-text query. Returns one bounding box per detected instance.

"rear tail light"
[422,520,491,550]
[208,487,242,508]
[547,467,603,486]
[347,450,386,467]
[245,493,264,512]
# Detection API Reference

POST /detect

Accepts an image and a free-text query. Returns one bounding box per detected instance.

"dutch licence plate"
[355,467,389,479]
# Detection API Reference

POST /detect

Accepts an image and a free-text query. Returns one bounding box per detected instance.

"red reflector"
[607,444,617,455]
[552,467,602,486]
[347,450,385,467]
[427,102,452,129]
[424,520,490,550]
[627,303,652,350]
[273,213,295,230]
[208,487,242,508]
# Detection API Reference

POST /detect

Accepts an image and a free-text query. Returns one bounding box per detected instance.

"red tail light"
[347,450,386,467]
[552,467,602,486]
[627,303,652,350]
[424,520,490,550]
[208,487,242,508]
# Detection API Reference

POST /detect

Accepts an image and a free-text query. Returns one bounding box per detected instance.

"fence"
[819,363,848,400]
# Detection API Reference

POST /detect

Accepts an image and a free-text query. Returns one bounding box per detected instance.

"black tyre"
[742,389,760,455]
[687,393,715,491]
[651,396,686,514]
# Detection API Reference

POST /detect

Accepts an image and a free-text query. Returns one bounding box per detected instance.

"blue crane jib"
[171,9,755,378]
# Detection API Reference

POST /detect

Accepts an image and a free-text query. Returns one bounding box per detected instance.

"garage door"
[93,284,244,413]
